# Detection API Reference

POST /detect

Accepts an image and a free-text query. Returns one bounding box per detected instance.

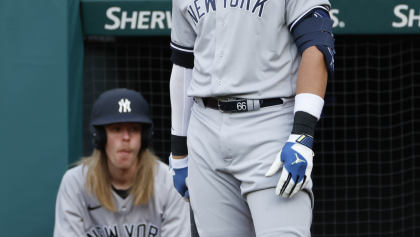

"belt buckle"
[217,99,225,113]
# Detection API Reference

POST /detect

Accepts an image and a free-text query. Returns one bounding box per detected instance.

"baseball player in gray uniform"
[54,89,190,237]
[169,0,335,236]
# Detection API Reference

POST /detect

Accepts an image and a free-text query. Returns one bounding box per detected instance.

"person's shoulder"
[155,160,171,178]
[60,164,88,188]
[154,160,173,186]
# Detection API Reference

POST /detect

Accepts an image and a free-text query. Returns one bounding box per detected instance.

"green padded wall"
[0,0,83,235]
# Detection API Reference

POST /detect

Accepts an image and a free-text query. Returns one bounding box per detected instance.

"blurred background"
[0,0,418,236]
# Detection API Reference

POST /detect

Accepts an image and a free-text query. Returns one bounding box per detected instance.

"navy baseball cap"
[91,88,152,126]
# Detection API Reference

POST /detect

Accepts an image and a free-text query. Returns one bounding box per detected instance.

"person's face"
[104,123,142,170]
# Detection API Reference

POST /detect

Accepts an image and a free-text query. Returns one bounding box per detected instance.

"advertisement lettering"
[104,7,172,30]
[329,9,345,28]
[393,4,420,28]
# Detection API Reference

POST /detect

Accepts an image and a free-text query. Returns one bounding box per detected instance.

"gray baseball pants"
[188,97,314,237]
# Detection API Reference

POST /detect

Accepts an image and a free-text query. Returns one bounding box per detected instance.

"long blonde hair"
[79,148,158,211]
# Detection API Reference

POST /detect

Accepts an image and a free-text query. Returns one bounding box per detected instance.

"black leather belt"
[202,97,283,112]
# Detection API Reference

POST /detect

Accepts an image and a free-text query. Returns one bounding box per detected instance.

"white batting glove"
[265,134,314,198]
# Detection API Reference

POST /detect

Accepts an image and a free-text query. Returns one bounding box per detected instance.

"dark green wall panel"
[0,0,83,235]
[68,0,85,165]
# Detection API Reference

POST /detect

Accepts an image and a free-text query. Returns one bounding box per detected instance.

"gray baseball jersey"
[170,0,331,235]
[171,0,330,99]
[54,161,190,237]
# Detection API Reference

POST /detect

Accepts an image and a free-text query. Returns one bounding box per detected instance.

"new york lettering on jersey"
[187,0,270,24]
[86,224,159,237]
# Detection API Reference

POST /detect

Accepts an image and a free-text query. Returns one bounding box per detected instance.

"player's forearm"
[296,46,328,99]
[267,47,329,198]
[290,46,327,138]
[170,64,193,159]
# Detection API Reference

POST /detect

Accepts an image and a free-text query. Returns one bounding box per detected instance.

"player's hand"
[265,134,314,198]
[169,154,190,202]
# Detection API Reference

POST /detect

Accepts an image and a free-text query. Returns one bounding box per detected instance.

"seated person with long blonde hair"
[54,89,190,237]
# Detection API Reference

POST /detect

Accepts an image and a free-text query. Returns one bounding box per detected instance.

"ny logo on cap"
[118,99,131,113]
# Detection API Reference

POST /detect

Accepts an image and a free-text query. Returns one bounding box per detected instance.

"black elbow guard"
[291,8,335,80]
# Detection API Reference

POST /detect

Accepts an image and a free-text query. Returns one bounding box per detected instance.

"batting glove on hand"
[169,154,189,202]
[265,134,314,198]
